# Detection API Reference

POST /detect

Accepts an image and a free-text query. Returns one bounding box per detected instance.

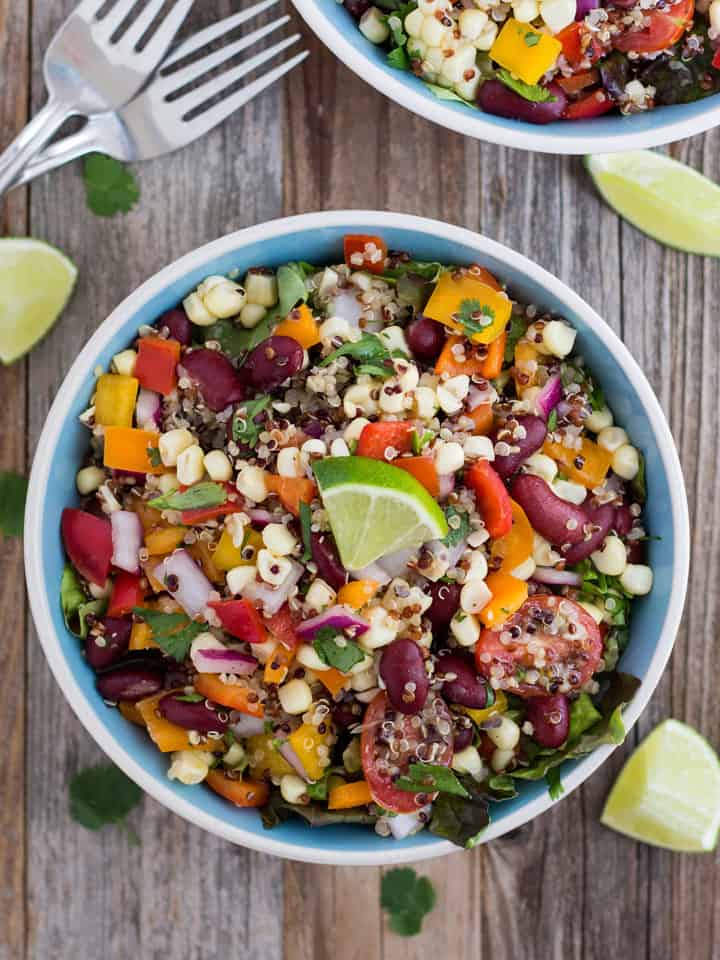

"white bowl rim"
[25,210,689,865]
[290,0,720,154]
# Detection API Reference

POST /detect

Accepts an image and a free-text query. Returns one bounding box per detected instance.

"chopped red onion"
[160,548,213,618]
[535,373,562,420]
[388,806,432,839]
[351,563,391,586]
[135,388,161,429]
[532,567,582,587]
[247,508,274,528]
[296,604,370,640]
[229,713,266,737]
[468,383,498,409]
[110,510,142,573]
[191,647,258,675]
[279,740,312,782]
[438,472,456,499]
[375,546,416,579]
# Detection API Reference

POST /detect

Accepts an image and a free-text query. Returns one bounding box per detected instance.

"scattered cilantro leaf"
[232,396,272,450]
[60,564,107,638]
[497,69,557,103]
[69,763,142,841]
[383,259,443,282]
[423,82,478,106]
[504,313,528,362]
[588,379,605,412]
[205,313,275,356]
[0,470,27,538]
[83,154,140,217]
[299,500,313,563]
[442,505,471,548]
[132,607,206,661]
[524,31,541,46]
[356,361,395,379]
[429,774,491,848]
[277,262,311,316]
[381,868,436,937]
[175,693,205,703]
[387,46,410,70]
[148,481,227,512]
[412,429,433,455]
[575,559,632,628]
[453,298,496,338]
[321,331,403,372]
[396,763,470,798]
[313,626,365,673]
[546,765,564,800]
[147,446,162,468]
[306,775,329,802]
[547,408,558,431]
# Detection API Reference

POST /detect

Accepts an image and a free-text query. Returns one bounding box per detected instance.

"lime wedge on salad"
[585,152,720,257]
[601,719,720,853]
[313,456,448,570]
[0,237,78,363]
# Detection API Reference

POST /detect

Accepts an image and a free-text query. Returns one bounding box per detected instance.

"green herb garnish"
[524,31,540,46]
[83,154,140,217]
[132,607,207,661]
[321,331,405,373]
[412,429,434,454]
[454,298,496,338]
[148,481,227,512]
[380,868,436,937]
[313,626,365,673]
[396,762,470,798]
[277,262,312,316]
[232,396,271,449]
[299,500,313,563]
[442,505,471,548]
[547,408,558,431]
[387,46,410,70]
[497,69,557,103]
[147,446,163,468]
[69,763,142,842]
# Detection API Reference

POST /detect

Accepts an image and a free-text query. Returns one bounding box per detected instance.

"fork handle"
[0,98,72,197]
[15,119,106,188]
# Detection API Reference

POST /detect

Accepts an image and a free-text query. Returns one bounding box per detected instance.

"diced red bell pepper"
[394,456,440,497]
[564,90,614,120]
[208,599,267,644]
[180,483,244,525]
[61,508,113,587]
[264,603,301,650]
[343,234,388,275]
[107,571,145,617]
[713,47,720,70]
[465,460,513,540]
[556,22,603,68]
[134,338,181,396]
[356,421,415,460]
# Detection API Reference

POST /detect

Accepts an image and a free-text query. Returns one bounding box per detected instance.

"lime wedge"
[313,456,448,570]
[585,151,720,257]
[601,719,720,853]
[0,237,78,363]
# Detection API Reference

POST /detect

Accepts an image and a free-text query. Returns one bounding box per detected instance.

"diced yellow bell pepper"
[490,19,563,86]
[544,437,612,489]
[94,373,139,428]
[514,340,541,393]
[246,733,294,779]
[274,304,321,349]
[337,579,380,610]
[287,722,333,782]
[129,621,159,650]
[480,572,529,627]
[457,690,508,725]
[424,271,511,344]
[213,527,263,572]
[144,525,186,556]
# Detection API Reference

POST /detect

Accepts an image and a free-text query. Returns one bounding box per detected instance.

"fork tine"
[72,0,105,20]
[170,33,300,116]
[95,0,143,38]
[158,16,290,94]
[118,0,167,49]
[185,50,308,139]
[140,0,195,62]
[160,0,280,70]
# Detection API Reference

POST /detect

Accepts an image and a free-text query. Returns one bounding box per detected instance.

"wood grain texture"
[0,1,29,959]
[282,39,720,960]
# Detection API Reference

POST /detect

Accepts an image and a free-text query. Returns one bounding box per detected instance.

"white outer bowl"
[25,211,689,864]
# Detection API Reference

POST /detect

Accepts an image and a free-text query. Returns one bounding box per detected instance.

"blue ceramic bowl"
[25,212,689,864]
[291,0,720,154]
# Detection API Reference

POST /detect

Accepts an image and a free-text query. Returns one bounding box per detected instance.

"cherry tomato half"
[613,0,693,54]
[564,89,615,120]
[475,595,603,698]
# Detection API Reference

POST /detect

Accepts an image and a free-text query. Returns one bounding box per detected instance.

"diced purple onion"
[438,473,455,499]
[375,546,416,579]
[576,0,600,15]
[190,646,258,675]
[296,605,370,640]
[247,508,274,528]
[388,807,431,839]
[531,567,583,587]
[279,740,312,782]
[229,712,266,737]
[135,388,161,429]
[160,549,213,618]
[110,510,142,573]
[535,374,562,420]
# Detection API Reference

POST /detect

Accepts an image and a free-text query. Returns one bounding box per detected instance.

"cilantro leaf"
[588,379,605,412]
[412,429,433,455]
[232,396,272,450]
[524,31,541,46]
[429,775,491,848]
[69,763,142,839]
[453,298,496,338]
[396,762,470,798]
[504,313,528,362]
[383,259,444,283]
[60,564,107,638]
[320,332,401,371]
[306,774,329,801]
[547,408,558,431]
[299,500,313,563]
[277,262,311,317]
[83,154,140,217]
[423,82,477,107]
[442,506,471,548]
[575,559,632,628]
[132,607,206,661]
[381,868,436,937]
[148,481,227,512]
[0,470,27,538]
[147,446,163,468]
[497,69,557,103]
[205,314,275,356]
[313,626,365,673]
[387,46,410,70]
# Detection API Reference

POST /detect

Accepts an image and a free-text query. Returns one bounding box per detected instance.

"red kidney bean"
[85,617,131,671]
[344,0,370,17]
[478,80,568,124]
[436,651,489,708]
[242,335,304,391]
[97,662,164,702]
[425,580,462,633]
[614,503,634,537]
[181,348,245,412]
[627,540,646,564]
[406,315,446,364]
[563,504,615,564]
[511,474,587,546]
[526,694,570,748]
[155,307,192,346]
[311,532,347,591]
[492,415,547,479]
[158,693,229,733]
[453,719,474,752]
[332,697,364,729]
[379,639,430,715]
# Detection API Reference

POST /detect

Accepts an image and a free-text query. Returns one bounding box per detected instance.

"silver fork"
[15,1,307,188]
[0,0,194,196]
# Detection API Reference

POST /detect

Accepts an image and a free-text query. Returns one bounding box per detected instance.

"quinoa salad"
[342,0,720,123]
[60,234,648,847]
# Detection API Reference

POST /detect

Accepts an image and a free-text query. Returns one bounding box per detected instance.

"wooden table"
[1,2,718,958]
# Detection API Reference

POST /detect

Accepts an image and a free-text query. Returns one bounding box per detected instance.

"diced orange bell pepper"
[103,426,162,475]
[287,723,333,781]
[189,539,223,584]
[144,525,186,556]
[491,500,533,574]
[194,674,264,718]
[425,271,511,344]
[212,528,243,571]
[480,572,529,628]
[394,456,440,497]
[318,667,351,698]
[118,701,146,727]
[263,643,296,685]
[543,437,612,489]
[274,303,321,349]
[328,780,373,810]
[134,337,181,396]
[435,330,506,381]
[94,373,139,428]
[129,494,163,531]
[490,19,562,85]
[467,403,494,435]
[337,579,379,610]
[458,690,508,725]
[480,331,507,380]
[265,474,316,516]
[205,769,270,808]
[129,621,159,651]
[514,340,541,393]
[136,692,225,752]
[246,734,294,779]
